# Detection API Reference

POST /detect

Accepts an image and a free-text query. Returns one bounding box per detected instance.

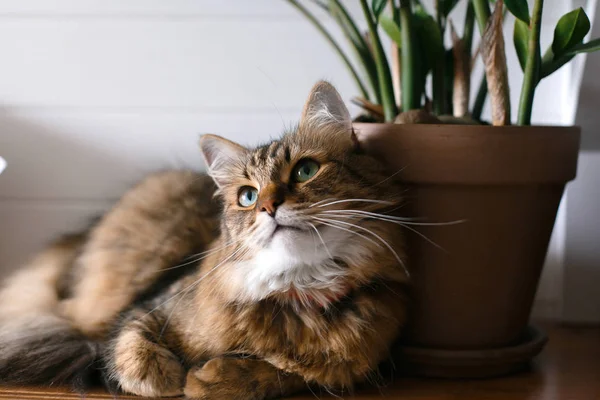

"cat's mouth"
[269,223,309,240]
[273,224,304,235]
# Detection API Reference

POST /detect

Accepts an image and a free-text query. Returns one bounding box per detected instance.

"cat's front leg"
[184,357,306,400]
[105,310,185,397]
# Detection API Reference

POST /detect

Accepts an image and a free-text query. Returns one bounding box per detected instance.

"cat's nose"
[260,198,283,216]
[258,184,285,217]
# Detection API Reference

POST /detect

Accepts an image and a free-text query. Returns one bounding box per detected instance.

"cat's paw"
[112,330,185,397]
[184,358,264,400]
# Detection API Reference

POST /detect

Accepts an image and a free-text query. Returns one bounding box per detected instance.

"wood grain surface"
[1,325,598,399]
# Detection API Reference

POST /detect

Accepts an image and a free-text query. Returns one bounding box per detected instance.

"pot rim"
[353,123,581,185]
[353,122,581,130]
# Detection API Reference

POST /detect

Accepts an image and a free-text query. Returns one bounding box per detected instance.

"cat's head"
[200,81,405,307]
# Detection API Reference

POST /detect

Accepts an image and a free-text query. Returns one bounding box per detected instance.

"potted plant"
[287,0,599,378]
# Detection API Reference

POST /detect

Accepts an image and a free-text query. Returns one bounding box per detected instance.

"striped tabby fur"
[0,81,408,399]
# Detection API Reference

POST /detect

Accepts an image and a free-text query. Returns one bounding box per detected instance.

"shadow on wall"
[0,108,146,200]
[0,109,133,275]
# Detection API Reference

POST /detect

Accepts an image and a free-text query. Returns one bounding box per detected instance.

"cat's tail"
[0,315,100,386]
[0,233,99,386]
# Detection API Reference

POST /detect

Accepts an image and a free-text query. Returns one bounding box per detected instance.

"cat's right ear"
[199,134,246,188]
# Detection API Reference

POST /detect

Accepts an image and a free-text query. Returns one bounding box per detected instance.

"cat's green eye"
[292,159,320,183]
[238,186,259,207]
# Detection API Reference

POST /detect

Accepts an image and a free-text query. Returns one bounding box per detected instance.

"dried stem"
[481,0,511,125]
[450,21,471,117]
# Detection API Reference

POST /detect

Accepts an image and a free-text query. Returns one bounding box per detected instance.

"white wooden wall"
[0,1,577,319]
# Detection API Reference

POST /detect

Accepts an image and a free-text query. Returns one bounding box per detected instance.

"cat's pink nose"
[259,198,283,216]
[258,184,284,217]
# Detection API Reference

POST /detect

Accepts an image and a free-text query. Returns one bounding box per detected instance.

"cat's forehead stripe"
[258,144,271,162]
[269,141,282,159]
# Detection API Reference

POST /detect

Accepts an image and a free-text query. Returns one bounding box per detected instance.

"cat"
[0,81,409,399]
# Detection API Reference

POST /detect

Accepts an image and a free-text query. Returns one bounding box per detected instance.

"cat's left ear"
[199,134,246,188]
[299,81,354,138]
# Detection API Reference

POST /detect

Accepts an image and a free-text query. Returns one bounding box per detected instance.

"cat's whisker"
[308,198,338,208]
[323,211,448,252]
[307,223,318,250]
[159,244,251,338]
[373,165,408,186]
[323,209,467,226]
[182,238,239,261]
[313,217,409,277]
[305,378,321,400]
[313,199,397,209]
[142,244,247,323]
[187,246,252,331]
[158,241,240,272]
[312,218,382,249]
[323,385,344,399]
[308,222,333,259]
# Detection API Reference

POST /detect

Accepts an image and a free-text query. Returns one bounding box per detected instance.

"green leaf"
[415,8,444,66]
[552,7,591,57]
[380,15,402,47]
[505,0,530,23]
[412,7,444,100]
[566,37,600,55]
[541,37,600,78]
[442,0,460,17]
[513,19,530,71]
[371,0,387,21]
[443,48,455,115]
[329,0,381,103]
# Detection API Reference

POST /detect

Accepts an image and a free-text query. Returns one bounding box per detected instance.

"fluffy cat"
[0,81,408,399]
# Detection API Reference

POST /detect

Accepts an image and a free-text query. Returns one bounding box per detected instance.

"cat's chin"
[271,224,304,238]
[268,225,310,249]
[231,225,346,301]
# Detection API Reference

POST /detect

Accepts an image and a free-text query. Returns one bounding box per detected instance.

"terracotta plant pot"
[354,123,580,378]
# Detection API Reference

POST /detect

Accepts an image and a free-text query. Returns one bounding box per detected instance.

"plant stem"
[463,2,476,54]
[391,0,402,107]
[432,61,446,115]
[471,0,491,34]
[470,0,491,120]
[359,0,399,120]
[432,0,446,115]
[399,0,419,112]
[436,0,443,30]
[472,75,487,120]
[517,0,544,125]
[329,0,381,103]
[286,0,370,100]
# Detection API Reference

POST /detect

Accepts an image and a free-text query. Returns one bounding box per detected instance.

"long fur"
[0,81,408,400]
[0,315,98,387]
[0,233,98,387]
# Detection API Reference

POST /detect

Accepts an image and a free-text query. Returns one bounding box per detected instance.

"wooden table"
[1,325,598,400]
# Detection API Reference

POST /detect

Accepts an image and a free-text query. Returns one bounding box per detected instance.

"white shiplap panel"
[0,1,363,17]
[0,0,569,21]
[0,200,112,276]
[0,111,299,200]
[0,17,566,118]
[0,19,359,110]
